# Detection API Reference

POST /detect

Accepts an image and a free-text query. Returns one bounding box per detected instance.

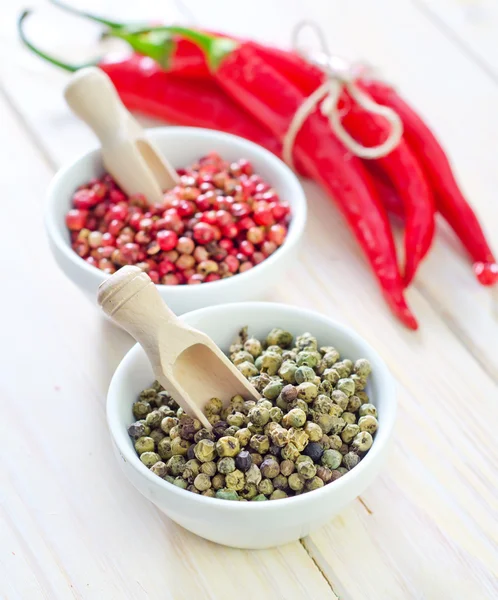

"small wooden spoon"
[98,266,260,429]
[64,66,179,204]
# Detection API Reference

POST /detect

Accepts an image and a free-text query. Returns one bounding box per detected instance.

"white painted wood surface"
[1,0,497,598]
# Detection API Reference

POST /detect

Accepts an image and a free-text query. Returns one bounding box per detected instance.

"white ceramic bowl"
[107,302,396,549]
[46,127,306,314]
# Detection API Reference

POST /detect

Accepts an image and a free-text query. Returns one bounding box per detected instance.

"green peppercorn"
[322,369,340,386]
[296,351,320,369]
[357,402,375,417]
[341,424,360,443]
[331,390,349,411]
[328,416,347,435]
[249,434,270,454]
[212,473,225,490]
[169,425,181,439]
[167,455,186,476]
[339,443,349,455]
[270,426,289,448]
[351,431,373,453]
[208,414,221,426]
[252,494,268,501]
[145,410,162,429]
[226,469,245,491]
[244,337,263,357]
[268,406,283,423]
[235,427,252,447]
[288,473,305,491]
[135,436,155,455]
[173,477,188,489]
[272,473,287,490]
[216,489,239,501]
[128,422,147,439]
[282,349,297,362]
[262,380,283,400]
[260,458,280,479]
[132,400,152,419]
[356,391,370,404]
[288,428,309,452]
[278,361,298,384]
[171,437,190,456]
[342,412,357,425]
[240,483,258,499]
[343,452,360,470]
[296,460,316,480]
[295,366,316,384]
[258,478,274,496]
[266,328,293,348]
[347,395,362,412]
[281,442,300,462]
[139,387,156,401]
[266,345,284,355]
[217,457,236,474]
[316,465,333,483]
[202,489,216,498]
[318,380,333,397]
[140,451,161,467]
[260,352,282,376]
[278,459,294,477]
[321,449,342,469]
[250,452,263,467]
[237,361,259,378]
[358,415,378,434]
[337,467,348,475]
[150,461,168,478]
[270,489,288,500]
[354,358,372,378]
[205,397,223,416]
[246,463,262,486]
[187,485,199,494]
[225,412,244,428]
[329,404,344,418]
[216,436,240,458]
[248,406,270,427]
[183,458,201,480]
[194,473,212,491]
[283,408,307,428]
[200,461,217,476]
[296,382,318,403]
[231,350,255,365]
[306,476,324,491]
[319,434,331,450]
[350,374,367,392]
[312,395,333,414]
[303,421,322,442]
[164,475,175,484]
[328,434,343,451]
[289,398,309,414]
[334,360,353,378]
[296,332,317,351]
[148,429,164,445]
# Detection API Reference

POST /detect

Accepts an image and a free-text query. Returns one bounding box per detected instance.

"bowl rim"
[107,301,396,511]
[45,127,307,293]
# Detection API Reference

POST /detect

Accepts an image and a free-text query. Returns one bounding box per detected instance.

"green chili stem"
[18,10,96,72]
[49,0,124,28]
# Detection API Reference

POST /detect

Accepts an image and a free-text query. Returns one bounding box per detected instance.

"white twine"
[282,21,403,168]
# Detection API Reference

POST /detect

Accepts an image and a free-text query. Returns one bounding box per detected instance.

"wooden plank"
[2,0,498,596]
[412,0,498,79]
[0,21,336,600]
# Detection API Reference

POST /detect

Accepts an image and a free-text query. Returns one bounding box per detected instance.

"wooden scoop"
[98,266,260,429]
[64,66,179,204]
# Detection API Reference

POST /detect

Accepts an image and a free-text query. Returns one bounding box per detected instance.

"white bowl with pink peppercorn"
[46,127,307,313]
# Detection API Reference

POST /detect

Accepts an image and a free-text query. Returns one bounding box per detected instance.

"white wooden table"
[2,1,498,598]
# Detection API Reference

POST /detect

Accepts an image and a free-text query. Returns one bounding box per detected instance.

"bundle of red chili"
[19,3,498,329]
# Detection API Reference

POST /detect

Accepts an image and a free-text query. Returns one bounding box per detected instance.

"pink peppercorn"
[193,222,216,245]
[157,230,178,251]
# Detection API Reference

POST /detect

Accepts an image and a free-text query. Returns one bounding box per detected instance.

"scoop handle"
[98,266,195,374]
[64,66,128,147]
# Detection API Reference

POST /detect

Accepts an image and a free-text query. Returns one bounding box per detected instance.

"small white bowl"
[45,127,307,314]
[107,302,396,549]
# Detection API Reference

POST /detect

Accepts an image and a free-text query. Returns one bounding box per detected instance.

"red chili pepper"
[360,79,498,286]
[144,27,417,328]
[245,44,435,285]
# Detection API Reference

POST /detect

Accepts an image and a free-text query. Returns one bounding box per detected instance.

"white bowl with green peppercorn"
[107,302,395,549]
[46,127,306,314]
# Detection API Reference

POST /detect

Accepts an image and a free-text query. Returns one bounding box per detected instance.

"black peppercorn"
[235,450,252,472]
[212,420,228,439]
[303,442,324,462]
[187,444,196,460]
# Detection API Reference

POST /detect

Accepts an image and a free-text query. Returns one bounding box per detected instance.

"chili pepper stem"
[18,10,96,72]
[133,26,238,70]
[49,0,123,28]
